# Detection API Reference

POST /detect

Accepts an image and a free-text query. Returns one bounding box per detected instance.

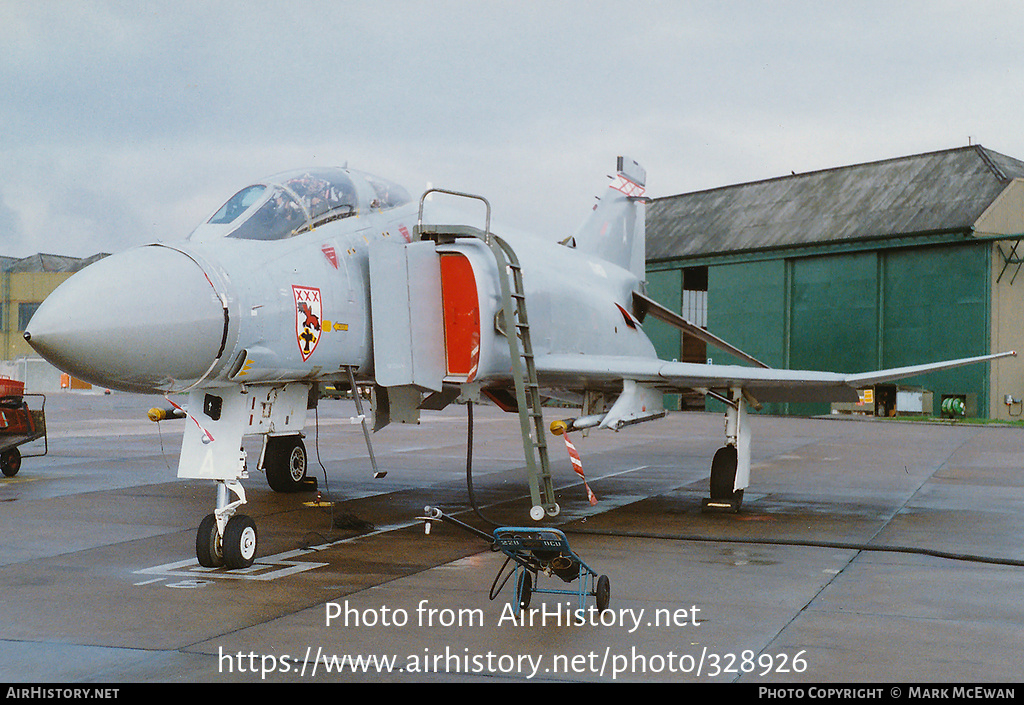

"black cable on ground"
[563,526,1024,568]
[465,401,503,529]
[458,413,1019,570]
[313,402,373,533]
[314,405,330,496]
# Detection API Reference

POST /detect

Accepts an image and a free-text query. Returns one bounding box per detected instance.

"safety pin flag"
[563,433,597,505]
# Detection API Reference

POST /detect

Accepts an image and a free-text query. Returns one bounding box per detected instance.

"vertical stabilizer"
[571,157,647,280]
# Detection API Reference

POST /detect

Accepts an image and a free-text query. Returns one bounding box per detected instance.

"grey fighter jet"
[24,158,1014,570]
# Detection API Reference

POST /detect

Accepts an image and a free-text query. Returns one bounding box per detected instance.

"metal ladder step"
[488,234,556,520]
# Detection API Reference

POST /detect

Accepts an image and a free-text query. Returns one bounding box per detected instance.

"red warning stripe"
[610,174,646,198]
[167,398,215,445]
[563,433,597,506]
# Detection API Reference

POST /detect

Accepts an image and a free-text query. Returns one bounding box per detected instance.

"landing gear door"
[177,388,247,481]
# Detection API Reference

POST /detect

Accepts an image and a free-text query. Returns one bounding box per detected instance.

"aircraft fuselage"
[26,168,656,398]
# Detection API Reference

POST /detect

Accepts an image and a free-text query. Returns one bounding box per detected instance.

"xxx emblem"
[292,285,322,361]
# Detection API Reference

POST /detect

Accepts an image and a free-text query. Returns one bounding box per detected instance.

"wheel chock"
[701,497,741,513]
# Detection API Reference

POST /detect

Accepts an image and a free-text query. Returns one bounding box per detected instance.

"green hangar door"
[788,252,879,417]
[709,244,991,417]
[789,245,989,416]
[878,245,990,418]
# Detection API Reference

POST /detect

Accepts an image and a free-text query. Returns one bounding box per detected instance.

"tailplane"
[571,156,647,279]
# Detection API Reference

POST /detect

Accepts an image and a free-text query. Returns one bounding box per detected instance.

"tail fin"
[571,156,647,280]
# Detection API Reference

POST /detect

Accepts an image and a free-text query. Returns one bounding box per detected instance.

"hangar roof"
[1,253,108,273]
[646,145,1024,262]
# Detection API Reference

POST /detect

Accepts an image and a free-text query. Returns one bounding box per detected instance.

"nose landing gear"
[195,479,257,570]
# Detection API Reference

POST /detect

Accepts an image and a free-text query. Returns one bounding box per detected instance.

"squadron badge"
[293,285,322,361]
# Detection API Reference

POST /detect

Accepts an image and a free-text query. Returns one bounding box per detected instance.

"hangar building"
[644,145,1024,420]
[2,253,106,390]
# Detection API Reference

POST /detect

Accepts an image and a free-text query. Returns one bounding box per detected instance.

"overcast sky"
[3,0,1024,259]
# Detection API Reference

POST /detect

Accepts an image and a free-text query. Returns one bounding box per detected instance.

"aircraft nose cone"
[25,246,229,393]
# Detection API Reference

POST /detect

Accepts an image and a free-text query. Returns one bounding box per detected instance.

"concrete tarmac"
[1,392,1023,684]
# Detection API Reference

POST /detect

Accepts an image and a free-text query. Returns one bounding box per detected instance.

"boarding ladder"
[415,189,557,520]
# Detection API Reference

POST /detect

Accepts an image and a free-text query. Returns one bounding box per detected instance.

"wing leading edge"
[535,350,1017,404]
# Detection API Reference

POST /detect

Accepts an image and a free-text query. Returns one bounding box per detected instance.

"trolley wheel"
[517,571,533,611]
[223,514,258,569]
[195,513,224,568]
[596,574,610,613]
[1,448,22,477]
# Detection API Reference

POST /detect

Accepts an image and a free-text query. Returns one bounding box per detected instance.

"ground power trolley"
[419,506,610,616]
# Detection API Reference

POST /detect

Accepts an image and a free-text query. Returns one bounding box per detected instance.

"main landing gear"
[262,434,312,493]
[701,387,750,514]
[704,445,744,512]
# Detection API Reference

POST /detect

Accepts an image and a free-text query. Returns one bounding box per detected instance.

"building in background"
[2,253,107,391]
[646,145,1024,420]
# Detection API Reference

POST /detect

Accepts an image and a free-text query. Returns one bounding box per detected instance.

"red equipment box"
[0,377,25,398]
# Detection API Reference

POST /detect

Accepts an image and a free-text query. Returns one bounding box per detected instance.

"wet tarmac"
[1,392,1023,683]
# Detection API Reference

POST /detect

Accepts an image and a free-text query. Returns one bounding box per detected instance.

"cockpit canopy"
[190,167,412,242]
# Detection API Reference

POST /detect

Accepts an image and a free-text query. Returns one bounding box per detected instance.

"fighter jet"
[24,158,1014,570]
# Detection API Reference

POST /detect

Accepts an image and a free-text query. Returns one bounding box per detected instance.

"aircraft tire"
[1,448,21,477]
[196,513,224,568]
[596,574,611,613]
[223,515,258,570]
[264,436,307,492]
[709,445,744,511]
[517,571,533,611]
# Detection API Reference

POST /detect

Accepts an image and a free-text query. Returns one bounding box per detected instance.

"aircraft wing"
[535,350,1017,404]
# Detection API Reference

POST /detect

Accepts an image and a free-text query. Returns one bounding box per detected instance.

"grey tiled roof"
[647,145,1024,261]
